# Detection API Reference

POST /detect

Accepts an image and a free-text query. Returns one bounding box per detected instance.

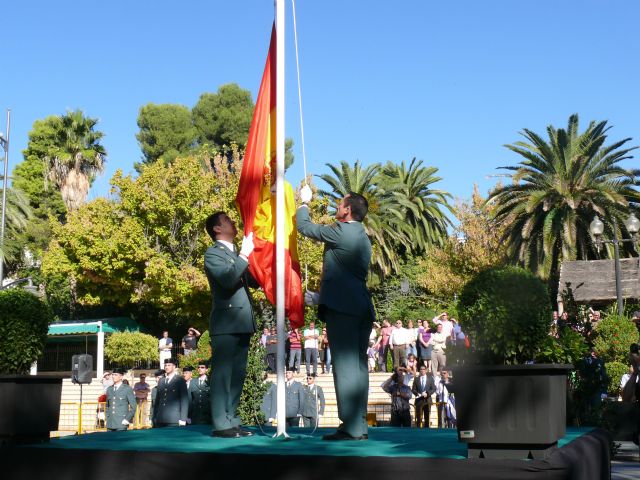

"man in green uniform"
[204,211,256,438]
[302,373,325,428]
[296,187,375,440]
[149,369,164,427]
[105,368,137,431]
[153,358,189,428]
[190,361,212,425]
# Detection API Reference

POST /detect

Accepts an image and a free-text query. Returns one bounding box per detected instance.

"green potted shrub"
[454,266,572,459]
[104,331,158,372]
[0,288,61,445]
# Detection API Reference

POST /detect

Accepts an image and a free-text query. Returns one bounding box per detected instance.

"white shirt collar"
[218,240,235,252]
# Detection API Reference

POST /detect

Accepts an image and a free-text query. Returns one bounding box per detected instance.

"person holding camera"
[381,368,413,427]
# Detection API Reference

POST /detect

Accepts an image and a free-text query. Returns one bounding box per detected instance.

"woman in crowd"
[417,319,432,371]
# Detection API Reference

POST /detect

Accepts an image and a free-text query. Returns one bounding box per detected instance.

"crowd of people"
[259,312,467,378]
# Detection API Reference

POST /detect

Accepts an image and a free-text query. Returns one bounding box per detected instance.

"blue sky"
[2,1,639,211]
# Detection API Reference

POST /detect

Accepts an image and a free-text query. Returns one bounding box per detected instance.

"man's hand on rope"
[304,290,320,306]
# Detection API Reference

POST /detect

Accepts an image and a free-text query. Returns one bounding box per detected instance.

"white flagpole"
[275,0,287,437]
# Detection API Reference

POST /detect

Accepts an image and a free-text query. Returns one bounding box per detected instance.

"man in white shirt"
[389,320,410,369]
[433,312,454,340]
[428,323,448,374]
[158,330,173,368]
[303,322,320,376]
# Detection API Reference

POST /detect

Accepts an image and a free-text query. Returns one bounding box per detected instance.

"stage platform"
[4,426,610,480]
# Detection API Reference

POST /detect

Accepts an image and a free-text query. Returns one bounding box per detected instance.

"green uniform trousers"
[325,308,373,437]
[210,333,251,431]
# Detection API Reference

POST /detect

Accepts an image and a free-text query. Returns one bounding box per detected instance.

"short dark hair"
[344,192,368,221]
[205,211,227,240]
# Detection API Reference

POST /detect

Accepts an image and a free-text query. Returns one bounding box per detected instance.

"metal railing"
[54,401,152,436]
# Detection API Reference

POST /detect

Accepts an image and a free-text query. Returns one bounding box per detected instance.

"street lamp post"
[0,109,10,287]
[589,213,640,315]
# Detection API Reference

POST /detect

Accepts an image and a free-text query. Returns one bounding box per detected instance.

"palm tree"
[316,160,380,201]
[488,114,640,279]
[317,159,453,279]
[47,110,106,210]
[0,187,32,263]
[380,158,453,252]
[317,160,404,277]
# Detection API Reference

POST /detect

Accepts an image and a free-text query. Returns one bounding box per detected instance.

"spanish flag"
[236,24,304,328]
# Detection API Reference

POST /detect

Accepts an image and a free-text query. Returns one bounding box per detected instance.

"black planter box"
[0,375,63,446]
[453,364,572,459]
[603,401,638,441]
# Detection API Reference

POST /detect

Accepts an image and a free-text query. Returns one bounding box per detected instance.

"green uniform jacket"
[302,384,325,417]
[150,386,158,424]
[189,378,212,425]
[204,242,256,335]
[153,375,189,425]
[105,383,136,430]
[296,207,374,319]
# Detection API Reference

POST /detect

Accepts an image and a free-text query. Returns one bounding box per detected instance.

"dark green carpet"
[29,427,595,458]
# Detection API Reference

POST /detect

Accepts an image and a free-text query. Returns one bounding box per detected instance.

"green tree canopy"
[192,83,254,149]
[136,103,196,166]
[0,289,53,374]
[418,186,508,299]
[488,114,640,279]
[104,331,158,367]
[13,116,66,218]
[42,152,241,327]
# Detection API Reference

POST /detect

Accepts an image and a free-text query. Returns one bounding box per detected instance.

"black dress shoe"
[211,428,241,438]
[322,430,368,441]
[236,427,254,437]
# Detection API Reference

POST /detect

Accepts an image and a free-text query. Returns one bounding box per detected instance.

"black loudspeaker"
[71,354,93,384]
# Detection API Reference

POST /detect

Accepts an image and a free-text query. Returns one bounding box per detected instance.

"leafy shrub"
[238,333,268,425]
[104,331,158,367]
[605,361,628,397]
[458,266,551,365]
[0,289,53,374]
[537,329,589,364]
[592,314,639,364]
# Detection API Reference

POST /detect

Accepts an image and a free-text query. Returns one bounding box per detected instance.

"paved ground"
[612,441,640,479]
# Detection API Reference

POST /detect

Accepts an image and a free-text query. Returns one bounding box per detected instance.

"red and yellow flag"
[235,24,304,328]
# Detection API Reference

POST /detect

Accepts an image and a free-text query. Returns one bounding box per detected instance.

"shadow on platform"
[2,426,610,480]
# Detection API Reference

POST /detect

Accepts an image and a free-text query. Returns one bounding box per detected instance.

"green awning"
[48,317,140,336]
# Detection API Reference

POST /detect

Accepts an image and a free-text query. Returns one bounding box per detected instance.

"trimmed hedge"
[459,266,551,365]
[0,289,53,374]
[104,331,158,367]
